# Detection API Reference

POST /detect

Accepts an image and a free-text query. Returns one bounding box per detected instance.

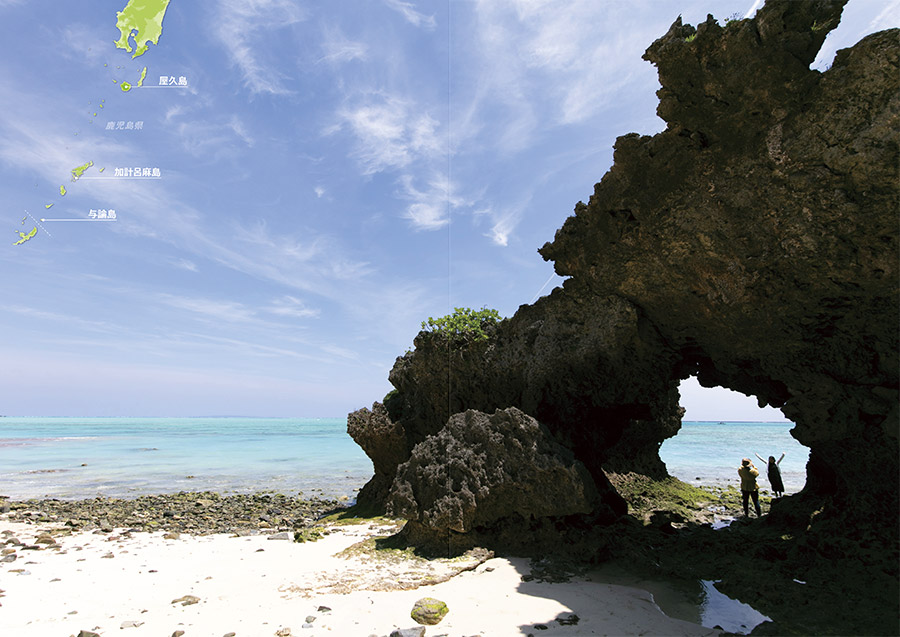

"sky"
[0,0,896,418]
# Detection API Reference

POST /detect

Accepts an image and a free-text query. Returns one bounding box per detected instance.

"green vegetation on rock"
[421,306,502,342]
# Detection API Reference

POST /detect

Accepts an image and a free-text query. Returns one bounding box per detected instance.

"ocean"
[0,417,809,500]
[660,420,809,494]
[0,417,373,500]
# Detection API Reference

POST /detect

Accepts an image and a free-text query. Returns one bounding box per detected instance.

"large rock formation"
[540,1,899,532]
[388,408,601,548]
[348,0,898,553]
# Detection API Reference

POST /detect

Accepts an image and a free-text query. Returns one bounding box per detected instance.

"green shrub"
[421,307,502,342]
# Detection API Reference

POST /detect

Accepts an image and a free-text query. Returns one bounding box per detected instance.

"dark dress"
[768,462,785,493]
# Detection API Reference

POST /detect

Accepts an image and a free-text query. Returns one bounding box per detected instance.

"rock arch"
[348,0,898,552]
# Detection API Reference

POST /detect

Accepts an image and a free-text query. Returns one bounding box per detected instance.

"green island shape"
[138,66,148,87]
[59,185,67,196]
[121,81,132,92]
[114,0,172,59]
[71,160,94,181]
[45,204,53,209]
[13,227,38,246]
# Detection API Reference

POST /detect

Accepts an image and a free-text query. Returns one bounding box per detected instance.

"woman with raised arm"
[756,452,786,498]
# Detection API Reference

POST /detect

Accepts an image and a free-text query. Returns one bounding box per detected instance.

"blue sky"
[0,0,896,418]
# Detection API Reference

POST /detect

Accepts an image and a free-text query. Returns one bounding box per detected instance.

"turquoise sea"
[0,417,810,500]
[0,417,373,500]
[660,420,809,494]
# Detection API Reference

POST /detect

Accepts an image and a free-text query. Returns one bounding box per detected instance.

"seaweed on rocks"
[2,491,340,536]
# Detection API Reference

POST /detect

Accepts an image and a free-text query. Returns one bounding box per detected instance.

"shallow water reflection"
[587,563,771,635]
[700,579,771,634]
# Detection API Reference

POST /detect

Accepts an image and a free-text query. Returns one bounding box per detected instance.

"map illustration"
[114,0,172,59]
[11,0,171,246]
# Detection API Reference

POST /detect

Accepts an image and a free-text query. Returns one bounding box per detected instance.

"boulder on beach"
[388,407,600,537]
[410,597,449,625]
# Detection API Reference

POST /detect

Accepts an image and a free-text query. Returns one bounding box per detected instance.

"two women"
[738,453,786,517]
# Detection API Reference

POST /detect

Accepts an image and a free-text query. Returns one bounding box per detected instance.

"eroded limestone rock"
[349,0,898,555]
[389,408,601,535]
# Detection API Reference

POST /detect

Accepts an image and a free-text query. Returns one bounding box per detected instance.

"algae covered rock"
[410,597,448,625]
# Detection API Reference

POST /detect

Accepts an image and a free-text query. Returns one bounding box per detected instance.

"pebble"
[390,629,426,637]
[558,613,580,625]
[77,631,101,637]
[172,631,186,637]
[267,532,292,540]
[275,628,292,636]
[172,594,201,606]
[121,620,144,628]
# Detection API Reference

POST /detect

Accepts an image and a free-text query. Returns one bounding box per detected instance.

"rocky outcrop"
[349,0,898,554]
[540,0,899,534]
[347,402,409,508]
[388,408,602,545]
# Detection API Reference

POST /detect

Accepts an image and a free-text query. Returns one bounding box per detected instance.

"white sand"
[0,520,721,637]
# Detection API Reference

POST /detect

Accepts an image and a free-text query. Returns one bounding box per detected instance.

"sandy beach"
[0,516,721,637]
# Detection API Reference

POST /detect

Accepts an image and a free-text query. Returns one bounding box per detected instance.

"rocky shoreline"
[2,484,895,634]
[0,491,342,536]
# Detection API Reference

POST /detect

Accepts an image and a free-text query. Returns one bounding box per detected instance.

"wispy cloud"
[468,0,660,141]
[157,294,256,322]
[3,304,117,331]
[173,114,255,157]
[264,295,320,319]
[396,173,464,231]
[483,209,518,247]
[210,0,307,95]
[384,0,436,30]
[169,257,198,272]
[319,25,368,64]
[59,24,111,65]
[869,0,900,31]
[330,93,443,174]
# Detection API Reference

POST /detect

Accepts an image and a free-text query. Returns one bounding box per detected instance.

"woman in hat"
[738,458,762,517]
